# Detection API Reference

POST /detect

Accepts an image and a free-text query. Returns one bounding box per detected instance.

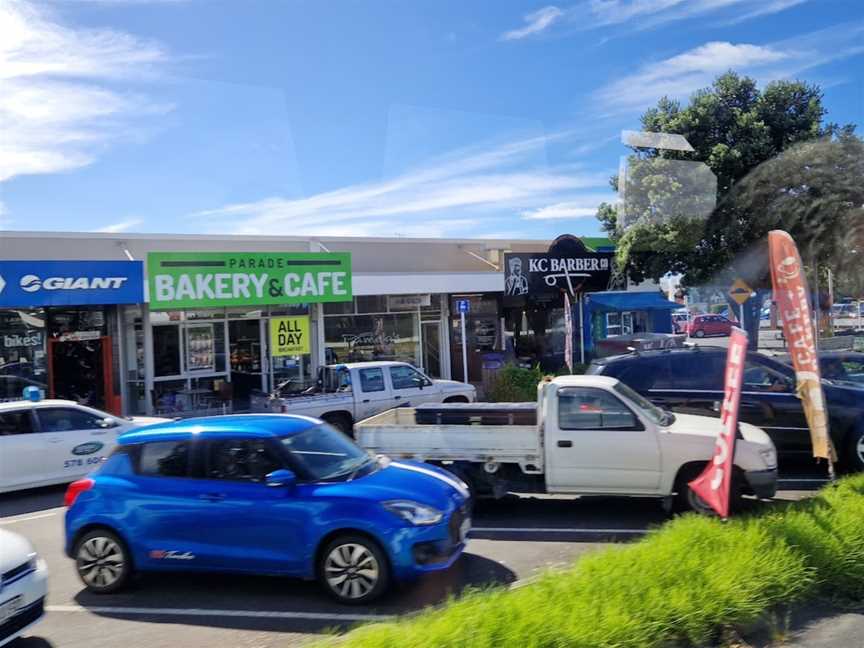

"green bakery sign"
[147,252,352,309]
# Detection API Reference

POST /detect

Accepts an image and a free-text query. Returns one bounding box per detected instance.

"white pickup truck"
[355,375,778,513]
[251,361,476,434]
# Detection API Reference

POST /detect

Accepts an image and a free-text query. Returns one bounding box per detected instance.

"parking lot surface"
[1,474,823,648]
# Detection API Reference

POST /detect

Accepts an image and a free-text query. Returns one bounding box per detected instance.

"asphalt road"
[1,478,824,648]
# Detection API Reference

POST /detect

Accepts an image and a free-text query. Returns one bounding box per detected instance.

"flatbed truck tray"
[413,402,537,426]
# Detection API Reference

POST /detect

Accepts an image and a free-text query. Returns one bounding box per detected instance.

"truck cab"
[252,361,476,433]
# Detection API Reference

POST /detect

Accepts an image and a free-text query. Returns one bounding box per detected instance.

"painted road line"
[46,604,393,622]
[471,527,648,534]
[0,510,63,525]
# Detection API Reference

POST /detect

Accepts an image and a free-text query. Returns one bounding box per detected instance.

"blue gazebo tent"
[581,291,679,355]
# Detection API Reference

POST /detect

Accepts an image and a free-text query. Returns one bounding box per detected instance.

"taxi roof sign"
[728,278,754,305]
[22,385,42,401]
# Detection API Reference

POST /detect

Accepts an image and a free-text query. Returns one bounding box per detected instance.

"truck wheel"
[322,414,353,437]
[845,426,864,472]
[443,396,469,403]
[318,534,390,604]
[674,465,716,515]
[674,465,741,515]
[74,528,133,594]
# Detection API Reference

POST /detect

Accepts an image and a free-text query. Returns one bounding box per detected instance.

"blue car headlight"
[383,500,443,526]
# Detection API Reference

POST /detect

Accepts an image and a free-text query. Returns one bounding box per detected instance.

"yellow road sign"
[728,278,753,305]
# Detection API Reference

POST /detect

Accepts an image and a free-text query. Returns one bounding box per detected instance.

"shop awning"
[586,291,679,312]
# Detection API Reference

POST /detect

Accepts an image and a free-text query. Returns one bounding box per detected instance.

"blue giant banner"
[0,260,144,307]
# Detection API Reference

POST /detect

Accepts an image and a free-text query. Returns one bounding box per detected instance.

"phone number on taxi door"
[64,457,104,469]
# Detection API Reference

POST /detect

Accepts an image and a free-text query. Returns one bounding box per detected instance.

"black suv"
[587,347,864,471]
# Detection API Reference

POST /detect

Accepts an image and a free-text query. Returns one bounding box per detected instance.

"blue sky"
[1,0,862,240]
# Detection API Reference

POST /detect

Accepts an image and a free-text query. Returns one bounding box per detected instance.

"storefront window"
[421,294,442,312]
[226,307,265,319]
[46,306,114,409]
[122,306,147,415]
[184,324,219,372]
[153,379,188,415]
[323,300,354,315]
[450,294,501,382]
[267,304,309,317]
[153,325,181,377]
[0,309,47,400]
[356,295,388,313]
[322,295,441,370]
[325,313,419,365]
[606,312,634,337]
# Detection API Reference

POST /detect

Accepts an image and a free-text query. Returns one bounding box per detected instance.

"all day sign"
[270,317,310,356]
[148,252,352,309]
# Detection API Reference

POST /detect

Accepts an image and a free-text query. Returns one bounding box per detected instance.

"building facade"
[5,231,611,416]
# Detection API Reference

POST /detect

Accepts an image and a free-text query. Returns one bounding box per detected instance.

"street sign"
[728,278,753,305]
[456,299,470,314]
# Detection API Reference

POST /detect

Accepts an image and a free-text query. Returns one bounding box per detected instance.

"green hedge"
[487,364,544,402]
[487,364,587,402]
[323,475,864,648]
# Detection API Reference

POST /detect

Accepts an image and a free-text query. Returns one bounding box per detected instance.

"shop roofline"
[0,230,613,250]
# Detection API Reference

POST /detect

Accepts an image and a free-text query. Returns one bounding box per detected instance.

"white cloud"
[193,133,612,237]
[588,0,806,29]
[501,6,564,41]
[50,0,189,4]
[522,195,615,220]
[93,218,143,233]
[588,0,691,26]
[720,0,807,25]
[0,0,170,182]
[502,0,810,39]
[595,41,786,111]
[595,21,864,112]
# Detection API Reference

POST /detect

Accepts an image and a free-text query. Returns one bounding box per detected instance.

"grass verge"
[326,475,864,648]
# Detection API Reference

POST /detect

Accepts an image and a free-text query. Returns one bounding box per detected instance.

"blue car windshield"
[281,424,373,482]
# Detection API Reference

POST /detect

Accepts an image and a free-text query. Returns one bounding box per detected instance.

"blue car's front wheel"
[319,534,390,604]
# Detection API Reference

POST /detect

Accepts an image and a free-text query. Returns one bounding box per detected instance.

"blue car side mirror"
[266,469,296,488]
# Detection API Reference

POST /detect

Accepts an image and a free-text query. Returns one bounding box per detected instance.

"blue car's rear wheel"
[74,529,132,594]
[319,534,389,604]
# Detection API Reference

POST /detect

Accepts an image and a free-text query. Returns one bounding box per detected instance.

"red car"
[688,314,733,338]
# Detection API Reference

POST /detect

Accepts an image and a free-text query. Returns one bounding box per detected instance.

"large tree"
[597,72,863,344]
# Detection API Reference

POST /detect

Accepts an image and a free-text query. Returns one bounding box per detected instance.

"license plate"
[0,595,22,625]
[460,517,471,542]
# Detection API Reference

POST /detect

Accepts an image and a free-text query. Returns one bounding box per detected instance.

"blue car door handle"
[198,493,226,502]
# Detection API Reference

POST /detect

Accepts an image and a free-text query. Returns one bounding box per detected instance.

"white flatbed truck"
[355,375,778,512]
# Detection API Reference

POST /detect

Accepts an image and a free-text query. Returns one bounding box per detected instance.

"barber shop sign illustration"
[503,235,613,303]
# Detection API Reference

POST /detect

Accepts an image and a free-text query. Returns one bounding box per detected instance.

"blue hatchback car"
[64,414,470,604]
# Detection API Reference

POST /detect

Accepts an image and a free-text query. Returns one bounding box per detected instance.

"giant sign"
[0,260,144,307]
[148,252,352,309]
[502,252,612,301]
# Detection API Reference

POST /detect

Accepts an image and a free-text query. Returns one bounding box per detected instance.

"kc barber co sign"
[503,251,612,301]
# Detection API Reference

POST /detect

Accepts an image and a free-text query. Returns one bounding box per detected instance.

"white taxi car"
[0,398,167,494]
[0,529,48,647]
